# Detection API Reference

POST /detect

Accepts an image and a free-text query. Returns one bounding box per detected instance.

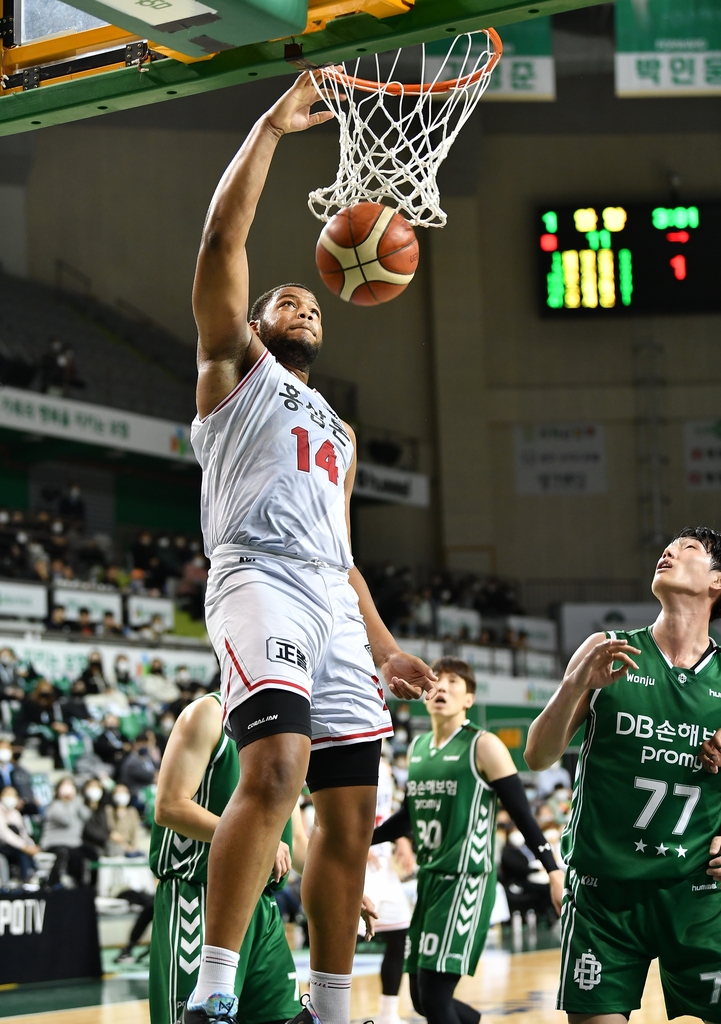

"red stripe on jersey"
[201,349,270,421]
[310,725,394,745]
[224,639,310,697]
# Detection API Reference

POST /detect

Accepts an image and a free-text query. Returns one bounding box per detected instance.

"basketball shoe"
[285,994,374,1024]
[175,993,238,1023]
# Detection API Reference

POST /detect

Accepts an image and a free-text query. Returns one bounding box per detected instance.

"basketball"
[315,203,419,305]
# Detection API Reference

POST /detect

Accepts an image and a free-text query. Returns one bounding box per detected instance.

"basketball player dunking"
[182,73,437,1024]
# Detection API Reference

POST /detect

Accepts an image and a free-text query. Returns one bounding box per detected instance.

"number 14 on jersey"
[292,426,339,485]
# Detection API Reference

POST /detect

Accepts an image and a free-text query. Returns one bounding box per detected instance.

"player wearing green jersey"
[526,526,721,1024]
[373,657,564,1024]
[149,692,305,1024]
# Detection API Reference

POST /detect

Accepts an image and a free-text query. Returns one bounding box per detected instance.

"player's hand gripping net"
[308,29,502,229]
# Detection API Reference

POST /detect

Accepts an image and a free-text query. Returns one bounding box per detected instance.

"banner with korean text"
[615,0,721,97]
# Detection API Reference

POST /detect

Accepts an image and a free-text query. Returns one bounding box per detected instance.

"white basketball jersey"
[191,350,354,569]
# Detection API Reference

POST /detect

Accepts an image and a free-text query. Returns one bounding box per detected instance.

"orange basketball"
[315,202,419,305]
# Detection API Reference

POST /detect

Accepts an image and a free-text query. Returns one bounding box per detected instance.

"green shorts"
[404,868,496,978]
[558,867,721,1022]
[149,877,299,1024]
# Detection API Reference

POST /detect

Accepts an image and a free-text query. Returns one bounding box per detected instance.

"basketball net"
[308,29,502,229]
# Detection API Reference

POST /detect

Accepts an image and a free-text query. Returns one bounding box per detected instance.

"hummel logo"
[710,689,721,699]
[443,755,460,761]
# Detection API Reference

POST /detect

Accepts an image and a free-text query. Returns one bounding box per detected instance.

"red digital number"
[291,426,310,473]
[291,428,338,485]
[315,440,339,485]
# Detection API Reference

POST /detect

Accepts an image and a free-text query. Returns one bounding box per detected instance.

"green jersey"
[407,722,497,875]
[562,626,721,881]
[150,693,292,887]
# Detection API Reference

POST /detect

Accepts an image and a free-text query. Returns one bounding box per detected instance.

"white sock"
[308,970,352,1024]
[190,945,240,1005]
[377,993,402,1022]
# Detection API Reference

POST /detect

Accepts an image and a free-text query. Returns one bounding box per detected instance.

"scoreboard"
[537,203,721,316]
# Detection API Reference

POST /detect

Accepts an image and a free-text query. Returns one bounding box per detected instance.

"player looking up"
[184,72,437,1024]
[149,692,305,1024]
[526,526,721,1024]
[373,657,564,1024]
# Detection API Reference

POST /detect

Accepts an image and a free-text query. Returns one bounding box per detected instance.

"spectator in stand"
[119,735,157,800]
[0,785,40,882]
[47,519,70,563]
[410,587,435,637]
[104,564,129,590]
[0,648,25,701]
[39,337,67,395]
[156,710,177,754]
[80,651,108,693]
[131,530,156,572]
[137,727,162,771]
[113,655,139,699]
[60,678,92,724]
[96,610,124,638]
[0,740,39,814]
[41,776,94,886]
[46,604,74,634]
[59,482,86,526]
[77,607,95,637]
[176,548,208,620]
[105,783,142,856]
[81,778,111,863]
[139,658,179,706]
[172,534,192,568]
[94,712,129,772]
[14,680,68,764]
[390,702,414,752]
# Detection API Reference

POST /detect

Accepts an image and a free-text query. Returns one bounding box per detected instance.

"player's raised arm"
[154,695,225,842]
[193,72,333,419]
[342,428,437,700]
[476,730,564,915]
[525,632,641,771]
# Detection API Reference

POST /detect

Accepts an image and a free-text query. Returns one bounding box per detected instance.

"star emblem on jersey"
[634,840,647,853]
[178,894,202,974]
[655,843,668,856]
[676,845,687,858]
[456,876,481,936]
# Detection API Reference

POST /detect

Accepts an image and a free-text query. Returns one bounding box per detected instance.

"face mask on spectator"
[176,669,190,683]
[137,746,149,756]
[114,791,131,807]
[160,717,174,735]
[0,748,12,763]
[1,794,18,810]
[508,830,525,848]
[85,786,103,803]
[543,828,561,844]
[58,785,76,800]
[0,511,9,524]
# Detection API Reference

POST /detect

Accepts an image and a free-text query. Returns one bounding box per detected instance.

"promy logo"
[0,898,46,936]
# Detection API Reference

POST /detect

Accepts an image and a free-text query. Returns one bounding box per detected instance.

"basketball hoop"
[308,29,502,229]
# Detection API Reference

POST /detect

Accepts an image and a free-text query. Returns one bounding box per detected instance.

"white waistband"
[210,543,350,573]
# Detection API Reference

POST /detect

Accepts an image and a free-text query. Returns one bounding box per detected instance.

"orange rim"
[322,27,502,95]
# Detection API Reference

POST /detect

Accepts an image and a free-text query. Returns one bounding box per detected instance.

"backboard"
[0,0,599,136]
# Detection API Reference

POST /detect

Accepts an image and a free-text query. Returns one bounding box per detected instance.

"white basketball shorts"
[204,545,393,751]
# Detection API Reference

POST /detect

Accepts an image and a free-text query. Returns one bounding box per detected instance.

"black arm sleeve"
[371,794,412,845]
[490,773,560,874]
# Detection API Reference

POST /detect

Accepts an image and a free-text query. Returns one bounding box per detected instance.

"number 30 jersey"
[407,722,497,875]
[562,626,721,881]
[191,349,354,569]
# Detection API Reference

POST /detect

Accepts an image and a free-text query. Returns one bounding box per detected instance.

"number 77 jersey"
[562,626,721,881]
[191,349,354,569]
